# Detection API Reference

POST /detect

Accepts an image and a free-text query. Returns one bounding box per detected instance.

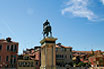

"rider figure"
[43,20,52,38]
[43,20,50,28]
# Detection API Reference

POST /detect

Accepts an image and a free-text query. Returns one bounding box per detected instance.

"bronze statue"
[43,20,52,38]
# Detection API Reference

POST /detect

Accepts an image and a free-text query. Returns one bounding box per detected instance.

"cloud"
[101,0,104,5]
[62,0,97,21]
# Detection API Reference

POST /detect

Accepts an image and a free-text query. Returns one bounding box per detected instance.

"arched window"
[7,45,9,51]
[0,45,2,50]
[11,45,13,51]
[0,56,1,62]
[14,45,17,51]
[6,56,9,62]
[14,55,16,63]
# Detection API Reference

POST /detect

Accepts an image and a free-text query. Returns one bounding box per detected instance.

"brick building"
[23,46,41,69]
[34,46,41,69]
[0,37,18,68]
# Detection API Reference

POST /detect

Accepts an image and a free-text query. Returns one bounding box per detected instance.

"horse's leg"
[43,32,45,38]
[43,33,45,38]
[46,32,49,37]
[50,32,52,37]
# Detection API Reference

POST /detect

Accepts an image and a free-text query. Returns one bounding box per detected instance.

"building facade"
[17,54,35,69]
[22,43,73,69]
[0,37,18,68]
[34,46,41,69]
[56,43,73,67]
[22,46,41,69]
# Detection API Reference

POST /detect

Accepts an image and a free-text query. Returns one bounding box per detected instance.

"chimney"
[57,43,61,46]
[6,37,11,42]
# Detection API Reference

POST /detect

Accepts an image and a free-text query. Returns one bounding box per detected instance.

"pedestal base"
[40,37,57,69]
[40,66,56,69]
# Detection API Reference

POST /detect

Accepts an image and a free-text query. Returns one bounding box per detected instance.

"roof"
[0,38,18,43]
[73,50,104,54]
[72,51,93,54]
[72,51,92,57]
[61,45,72,48]
[73,53,87,57]
[56,43,72,48]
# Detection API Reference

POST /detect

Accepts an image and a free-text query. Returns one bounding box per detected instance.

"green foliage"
[78,62,85,66]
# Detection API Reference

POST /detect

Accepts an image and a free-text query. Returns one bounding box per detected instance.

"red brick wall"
[34,51,41,69]
[0,42,18,68]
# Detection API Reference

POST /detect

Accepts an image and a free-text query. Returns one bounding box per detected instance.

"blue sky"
[0,0,104,54]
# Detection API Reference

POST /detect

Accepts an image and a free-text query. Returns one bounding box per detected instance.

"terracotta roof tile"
[61,45,72,48]
[72,51,92,54]
[56,44,72,48]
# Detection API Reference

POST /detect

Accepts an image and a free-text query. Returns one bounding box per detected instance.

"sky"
[0,0,104,54]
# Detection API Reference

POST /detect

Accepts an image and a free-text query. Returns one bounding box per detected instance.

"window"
[0,56,1,62]
[11,45,13,51]
[23,62,26,67]
[56,48,58,51]
[56,55,59,58]
[14,45,17,51]
[14,55,16,63]
[31,62,34,67]
[56,55,57,58]
[24,56,29,60]
[6,56,9,62]
[36,61,38,65]
[57,55,59,58]
[70,55,72,59]
[66,49,69,51]
[25,62,27,67]
[7,45,9,51]
[65,48,66,51]
[27,62,30,67]
[70,49,72,52]
[5,65,8,68]
[21,62,24,67]
[0,45,2,50]
[18,62,22,67]
[61,48,63,51]
[10,55,13,64]
[10,59,12,64]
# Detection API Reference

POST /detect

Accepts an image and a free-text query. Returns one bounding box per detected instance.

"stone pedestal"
[40,37,57,69]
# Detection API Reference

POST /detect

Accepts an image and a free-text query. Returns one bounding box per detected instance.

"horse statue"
[43,20,52,38]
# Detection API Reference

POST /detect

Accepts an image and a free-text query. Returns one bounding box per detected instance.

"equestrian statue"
[43,20,52,38]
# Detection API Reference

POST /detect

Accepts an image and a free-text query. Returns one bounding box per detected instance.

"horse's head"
[43,20,50,27]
